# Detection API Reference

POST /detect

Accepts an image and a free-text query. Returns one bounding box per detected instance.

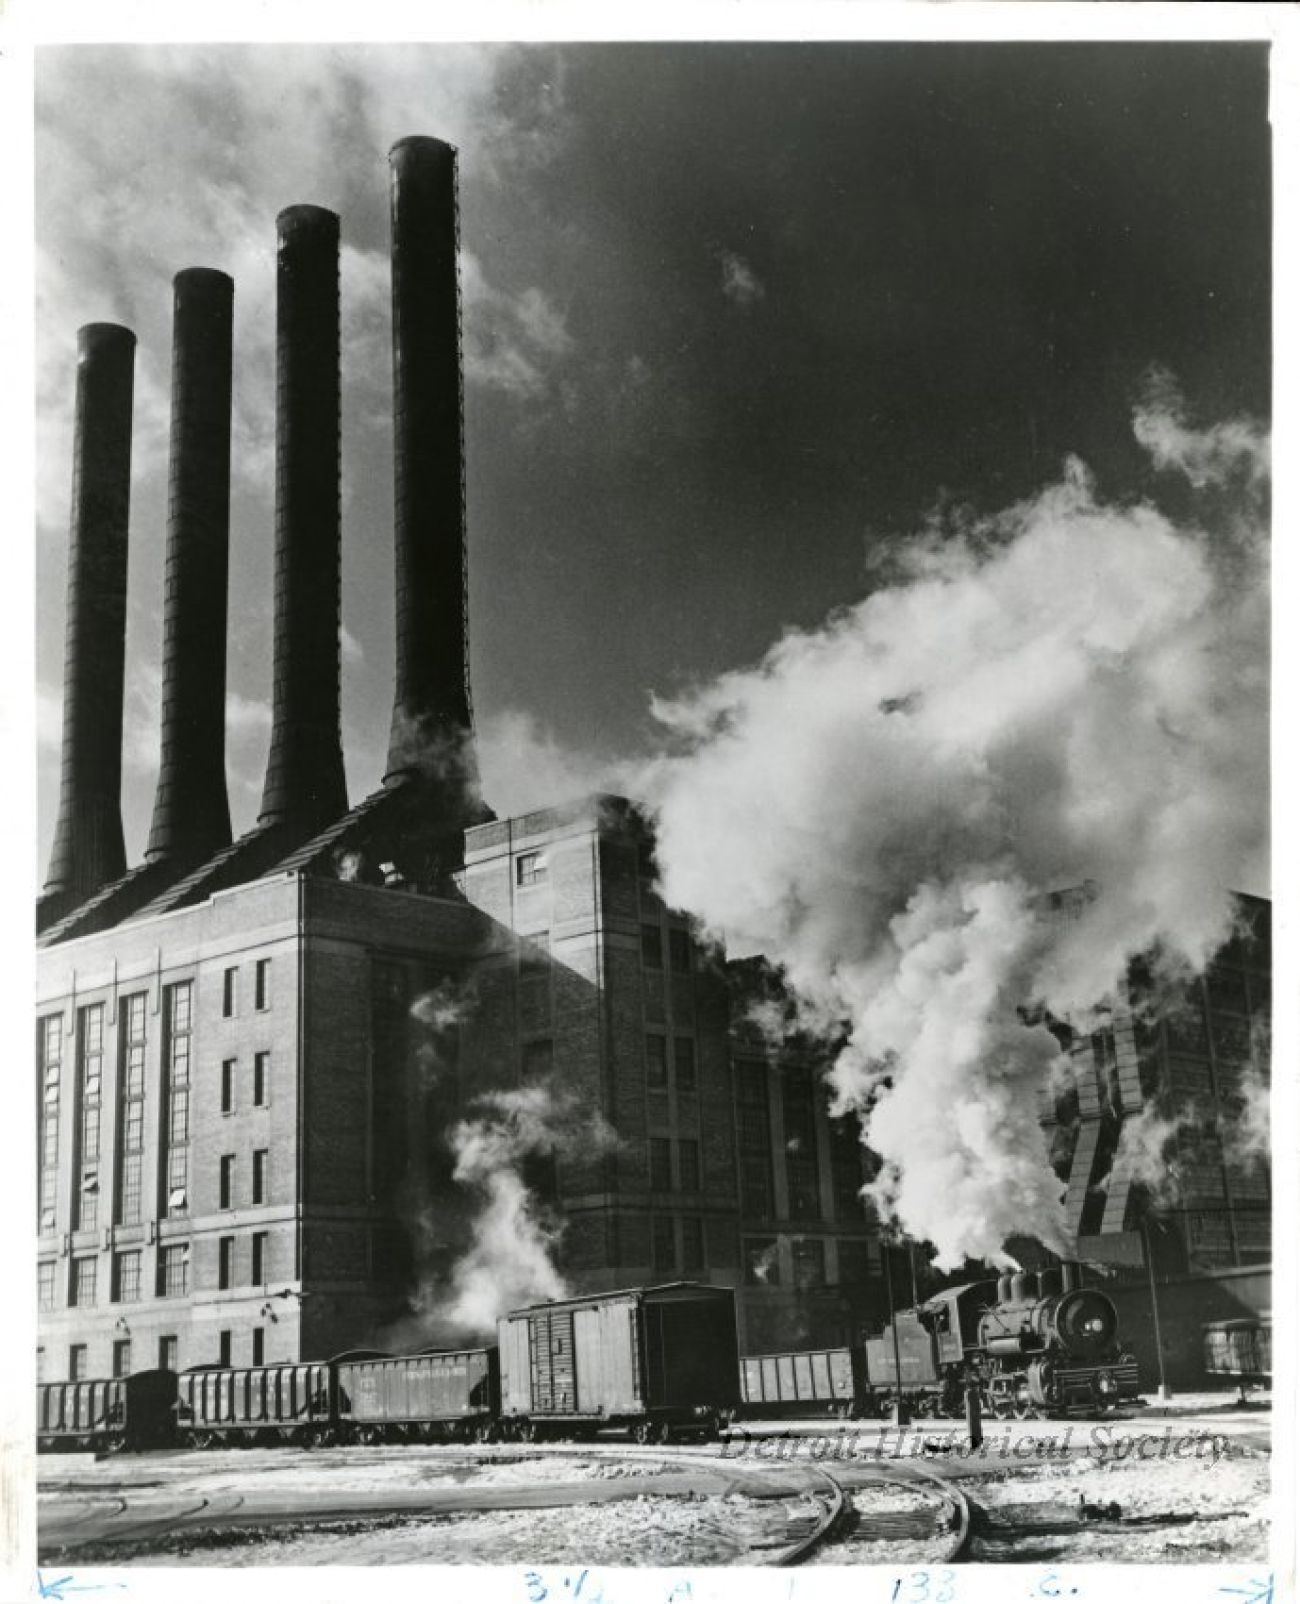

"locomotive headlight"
[1097,1372,1117,1395]
[1084,1317,1105,1334]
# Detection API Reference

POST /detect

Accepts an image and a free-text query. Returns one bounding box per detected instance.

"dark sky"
[34,41,1271,860]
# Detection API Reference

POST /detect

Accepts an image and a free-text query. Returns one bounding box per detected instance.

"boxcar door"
[499,1315,533,1415]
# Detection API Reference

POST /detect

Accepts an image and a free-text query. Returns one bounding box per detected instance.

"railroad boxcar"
[37,1370,178,1454]
[1204,1317,1272,1399]
[176,1360,335,1447]
[499,1280,739,1442]
[335,1347,501,1444]
[739,1346,865,1417]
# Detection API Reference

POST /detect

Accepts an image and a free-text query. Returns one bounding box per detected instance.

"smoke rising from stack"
[645,379,1268,1270]
[44,324,136,904]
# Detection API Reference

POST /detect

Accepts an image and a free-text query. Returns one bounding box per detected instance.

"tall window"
[116,994,147,1225]
[640,923,663,969]
[74,1004,104,1230]
[218,1236,235,1290]
[159,1335,178,1372]
[678,1138,701,1192]
[675,1037,697,1095]
[681,1216,704,1271]
[112,1250,142,1304]
[646,1034,668,1089]
[158,1244,189,1299]
[668,928,692,974]
[219,1155,235,1210]
[112,1340,132,1378]
[221,1058,235,1114]
[516,851,548,886]
[38,1260,57,1312]
[69,1345,88,1381]
[783,1067,821,1221]
[649,1137,673,1190]
[252,1231,268,1285]
[791,1237,826,1289]
[222,967,238,1017]
[829,1115,866,1220]
[252,1329,265,1366]
[252,1149,268,1205]
[37,1014,63,1234]
[218,1330,232,1367]
[734,1059,775,1218]
[254,958,271,1011]
[70,1255,97,1308]
[161,982,192,1216]
[651,1215,675,1272]
[253,1052,269,1107]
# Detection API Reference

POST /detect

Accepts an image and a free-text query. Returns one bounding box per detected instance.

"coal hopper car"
[334,1346,501,1443]
[37,1369,178,1454]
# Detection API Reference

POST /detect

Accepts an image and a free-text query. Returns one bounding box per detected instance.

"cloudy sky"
[34,41,1271,867]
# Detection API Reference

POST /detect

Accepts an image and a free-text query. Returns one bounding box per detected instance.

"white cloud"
[460,251,574,400]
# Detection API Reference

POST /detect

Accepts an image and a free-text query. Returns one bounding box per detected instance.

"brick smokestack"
[258,205,348,833]
[43,324,135,903]
[145,268,235,863]
[384,136,474,784]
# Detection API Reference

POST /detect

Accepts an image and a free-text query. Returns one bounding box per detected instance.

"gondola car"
[37,1369,178,1454]
[176,1359,335,1448]
[1204,1317,1271,1401]
[498,1280,739,1442]
[740,1346,865,1418]
[335,1346,501,1444]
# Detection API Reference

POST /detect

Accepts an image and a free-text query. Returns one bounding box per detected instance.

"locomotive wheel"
[633,1420,667,1446]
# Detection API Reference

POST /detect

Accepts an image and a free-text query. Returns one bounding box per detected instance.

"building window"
[651,1215,676,1273]
[222,967,238,1017]
[70,1255,97,1308]
[837,1238,878,1287]
[116,994,147,1225]
[516,851,548,887]
[69,1345,88,1381]
[160,982,192,1217]
[252,1150,268,1206]
[521,1039,554,1083]
[744,1236,780,1286]
[74,1003,104,1230]
[112,1340,131,1378]
[681,1216,705,1271]
[830,1115,866,1220]
[252,1328,265,1366]
[646,1034,668,1089]
[649,1137,673,1190]
[221,1059,235,1114]
[252,1231,268,1286]
[253,1052,269,1107]
[218,1330,232,1367]
[675,1037,697,1095]
[38,1260,57,1312]
[38,1013,63,1234]
[112,1250,141,1304]
[36,1348,46,1383]
[678,1138,701,1192]
[734,1059,775,1218]
[255,958,271,1011]
[792,1237,826,1289]
[159,1335,178,1372]
[640,923,663,970]
[219,1155,235,1210]
[783,1067,822,1221]
[668,929,692,974]
[159,1244,189,1299]
[218,1236,235,1291]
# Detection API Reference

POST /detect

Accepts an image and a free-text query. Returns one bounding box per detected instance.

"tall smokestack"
[43,324,135,904]
[145,269,234,863]
[384,136,474,783]
[258,205,348,833]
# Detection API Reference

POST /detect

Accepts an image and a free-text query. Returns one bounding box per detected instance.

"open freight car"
[335,1347,501,1443]
[739,1346,866,1418]
[37,1370,178,1454]
[1204,1317,1272,1401]
[498,1280,739,1442]
[176,1360,335,1447]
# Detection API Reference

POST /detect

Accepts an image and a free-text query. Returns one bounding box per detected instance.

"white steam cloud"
[646,382,1268,1270]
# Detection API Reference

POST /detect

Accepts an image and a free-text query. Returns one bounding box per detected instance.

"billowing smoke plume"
[1221,1064,1271,1171]
[1107,1103,1188,1208]
[646,381,1268,1269]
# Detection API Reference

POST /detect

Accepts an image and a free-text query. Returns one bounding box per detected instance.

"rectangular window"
[791,1237,826,1289]
[253,1052,269,1107]
[255,958,271,1011]
[112,1250,141,1304]
[218,1330,232,1367]
[116,995,147,1225]
[74,1003,104,1229]
[830,1115,866,1220]
[681,1216,704,1271]
[70,1255,97,1308]
[649,1136,673,1190]
[646,1034,668,1089]
[252,1150,268,1206]
[252,1328,265,1366]
[218,1236,235,1291]
[221,1058,235,1114]
[783,1067,822,1221]
[516,851,548,887]
[69,1344,88,1381]
[36,1348,46,1383]
[668,928,692,974]
[679,1138,701,1192]
[159,1244,189,1299]
[652,1215,676,1272]
[734,1059,775,1218]
[640,923,663,969]
[521,1039,554,1082]
[160,982,192,1217]
[38,1260,57,1312]
[112,1340,131,1379]
[675,1037,698,1095]
[252,1231,268,1286]
[744,1236,780,1286]
[79,1170,100,1232]
[222,967,238,1017]
[219,1155,235,1210]
[159,1335,178,1372]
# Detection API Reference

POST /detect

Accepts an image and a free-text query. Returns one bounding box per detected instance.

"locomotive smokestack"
[145,269,235,863]
[43,324,135,904]
[258,205,348,833]
[384,136,474,784]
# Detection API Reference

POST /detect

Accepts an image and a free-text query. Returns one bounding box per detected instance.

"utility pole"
[1141,1214,1172,1402]
[884,1237,910,1426]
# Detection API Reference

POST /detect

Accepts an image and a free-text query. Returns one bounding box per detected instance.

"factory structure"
[36,137,1271,1388]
